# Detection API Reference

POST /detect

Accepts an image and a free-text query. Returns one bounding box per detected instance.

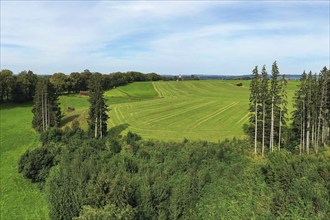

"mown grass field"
[0,103,49,220]
[60,80,298,141]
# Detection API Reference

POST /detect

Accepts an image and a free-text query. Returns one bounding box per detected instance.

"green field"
[60,80,298,142]
[0,80,299,219]
[0,103,49,220]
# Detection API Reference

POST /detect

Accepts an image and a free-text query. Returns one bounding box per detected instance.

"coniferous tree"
[269,61,280,152]
[278,75,288,150]
[32,77,62,132]
[317,67,329,148]
[292,71,307,154]
[305,72,313,154]
[88,73,108,138]
[249,66,260,154]
[260,65,269,157]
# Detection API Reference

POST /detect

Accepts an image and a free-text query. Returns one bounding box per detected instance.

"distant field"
[60,80,298,141]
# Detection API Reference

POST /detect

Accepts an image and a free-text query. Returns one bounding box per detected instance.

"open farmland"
[60,80,298,142]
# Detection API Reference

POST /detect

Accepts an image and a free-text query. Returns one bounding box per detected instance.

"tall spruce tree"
[32,77,62,132]
[260,65,269,157]
[278,75,288,150]
[249,66,260,154]
[317,67,329,148]
[269,61,280,152]
[292,71,307,154]
[88,73,108,138]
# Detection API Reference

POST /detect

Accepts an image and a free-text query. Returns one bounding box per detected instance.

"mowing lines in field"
[236,112,250,125]
[190,102,238,130]
[143,100,215,125]
[111,106,125,125]
[138,98,196,122]
[152,82,164,97]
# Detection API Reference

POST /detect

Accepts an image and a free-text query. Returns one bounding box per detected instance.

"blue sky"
[1,1,329,75]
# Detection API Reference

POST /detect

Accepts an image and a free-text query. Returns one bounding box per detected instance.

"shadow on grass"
[60,114,80,126]
[108,123,129,137]
[0,102,33,110]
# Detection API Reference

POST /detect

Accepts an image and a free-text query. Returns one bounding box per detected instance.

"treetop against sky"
[1,1,329,75]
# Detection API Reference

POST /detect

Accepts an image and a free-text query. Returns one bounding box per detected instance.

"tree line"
[0,69,162,103]
[248,63,329,156]
[32,73,109,138]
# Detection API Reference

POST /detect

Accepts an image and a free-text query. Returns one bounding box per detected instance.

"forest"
[1,65,330,219]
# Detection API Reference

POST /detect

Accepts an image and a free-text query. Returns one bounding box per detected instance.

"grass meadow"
[60,80,298,141]
[0,79,299,219]
[0,103,49,220]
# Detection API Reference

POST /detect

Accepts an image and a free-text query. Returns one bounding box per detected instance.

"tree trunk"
[100,112,103,138]
[270,99,274,152]
[300,115,303,155]
[41,91,45,132]
[306,110,310,154]
[278,109,282,151]
[254,103,258,154]
[262,102,266,157]
[95,116,98,138]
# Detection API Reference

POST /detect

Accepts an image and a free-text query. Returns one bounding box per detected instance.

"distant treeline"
[0,69,163,103]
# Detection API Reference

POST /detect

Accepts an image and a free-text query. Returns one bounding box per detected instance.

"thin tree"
[88,73,108,138]
[269,61,280,152]
[278,75,288,150]
[305,72,313,154]
[249,66,260,154]
[260,65,269,157]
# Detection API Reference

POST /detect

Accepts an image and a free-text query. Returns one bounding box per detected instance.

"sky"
[1,1,329,75]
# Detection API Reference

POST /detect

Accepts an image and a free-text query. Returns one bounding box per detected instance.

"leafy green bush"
[18,148,55,182]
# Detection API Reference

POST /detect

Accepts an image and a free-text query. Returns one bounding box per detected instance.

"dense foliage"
[19,126,330,219]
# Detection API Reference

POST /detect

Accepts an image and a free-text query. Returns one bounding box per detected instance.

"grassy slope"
[0,103,49,220]
[59,80,298,141]
[107,80,298,141]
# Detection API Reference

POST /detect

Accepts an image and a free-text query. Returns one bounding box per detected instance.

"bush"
[126,131,141,145]
[18,148,55,182]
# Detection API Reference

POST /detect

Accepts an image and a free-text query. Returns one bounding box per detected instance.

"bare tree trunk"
[100,112,102,138]
[41,91,45,132]
[95,116,98,138]
[278,109,282,151]
[45,92,48,129]
[300,115,303,155]
[262,103,266,157]
[306,110,310,154]
[302,117,305,153]
[270,99,274,152]
[311,123,315,152]
[254,103,258,155]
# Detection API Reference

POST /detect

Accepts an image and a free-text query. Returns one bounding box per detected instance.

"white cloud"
[1,1,329,75]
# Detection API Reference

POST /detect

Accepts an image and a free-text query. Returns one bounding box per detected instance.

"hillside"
[60,80,298,141]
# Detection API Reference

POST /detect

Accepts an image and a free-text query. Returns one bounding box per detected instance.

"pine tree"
[292,71,307,154]
[269,61,280,152]
[32,77,62,132]
[260,65,269,157]
[278,75,288,150]
[88,73,108,138]
[305,72,313,154]
[249,66,260,154]
[317,67,329,148]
